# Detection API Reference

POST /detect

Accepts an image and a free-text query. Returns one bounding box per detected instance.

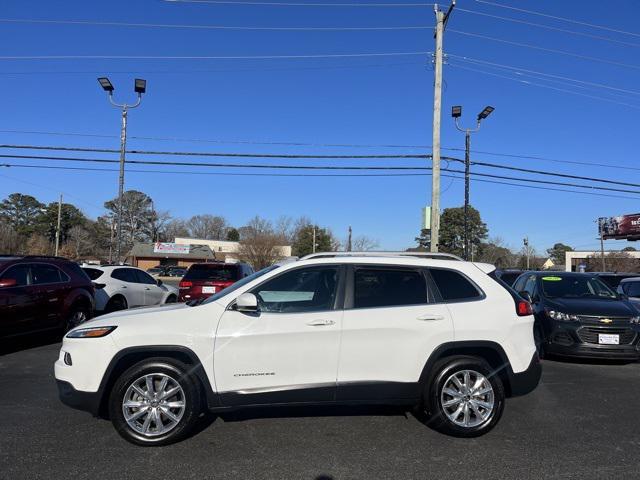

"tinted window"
[251,266,339,313]
[31,264,65,284]
[0,264,30,287]
[430,268,482,301]
[82,268,103,280]
[66,262,91,281]
[498,272,522,287]
[624,282,640,297]
[354,268,428,308]
[135,270,157,285]
[111,268,137,283]
[184,264,239,281]
[523,275,537,296]
[540,275,616,299]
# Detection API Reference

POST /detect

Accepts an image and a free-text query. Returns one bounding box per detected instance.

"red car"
[0,255,95,338]
[178,262,253,302]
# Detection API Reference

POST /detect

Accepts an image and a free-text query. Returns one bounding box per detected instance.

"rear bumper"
[56,380,101,416]
[508,352,542,397]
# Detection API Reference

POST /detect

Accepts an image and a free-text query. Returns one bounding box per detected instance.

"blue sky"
[0,0,639,255]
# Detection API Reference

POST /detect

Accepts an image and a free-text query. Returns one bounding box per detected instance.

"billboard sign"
[598,214,640,240]
[153,242,191,255]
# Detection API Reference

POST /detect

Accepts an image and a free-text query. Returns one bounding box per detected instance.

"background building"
[126,243,215,270]
[174,237,292,262]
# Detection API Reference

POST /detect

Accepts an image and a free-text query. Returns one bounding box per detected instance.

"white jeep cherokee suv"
[55,253,541,445]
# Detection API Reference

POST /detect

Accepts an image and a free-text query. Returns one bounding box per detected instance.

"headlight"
[548,310,579,322]
[66,326,117,338]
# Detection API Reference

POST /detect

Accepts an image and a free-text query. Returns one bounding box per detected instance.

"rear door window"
[111,268,137,283]
[31,264,67,285]
[429,268,482,302]
[354,268,430,309]
[134,269,157,285]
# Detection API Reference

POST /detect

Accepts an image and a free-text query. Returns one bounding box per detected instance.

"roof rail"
[300,251,463,261]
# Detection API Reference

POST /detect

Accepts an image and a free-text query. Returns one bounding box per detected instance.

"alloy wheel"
[122,373,186,437]
[440,369,495,428]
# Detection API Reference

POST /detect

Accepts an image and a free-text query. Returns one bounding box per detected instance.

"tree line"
[0,191,378,268]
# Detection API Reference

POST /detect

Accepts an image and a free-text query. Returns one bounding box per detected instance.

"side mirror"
[157,279,163,286]
[0,278,17,288]
[518,291,533,303]
[236,292,258,312]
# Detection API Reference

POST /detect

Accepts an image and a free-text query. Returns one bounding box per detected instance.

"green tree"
[292,224,335,257]
[476,237,516,268]
[104,190,155,257]
[432,206,488,257]
[546,243,573,265]
[0,193,45,236]
[226,227,240,242]
[36,202,87,243]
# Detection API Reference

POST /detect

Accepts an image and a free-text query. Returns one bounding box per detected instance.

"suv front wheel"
[108,358,203,446]
[424,356,505,438]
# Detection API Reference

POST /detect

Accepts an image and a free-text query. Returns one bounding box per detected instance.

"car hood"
[81,303,190,327]
[545,297,637,317]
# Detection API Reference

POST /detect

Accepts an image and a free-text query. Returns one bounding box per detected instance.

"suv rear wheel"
[424,356,505,437]
[108,358,203,446]
[65,303,91,331]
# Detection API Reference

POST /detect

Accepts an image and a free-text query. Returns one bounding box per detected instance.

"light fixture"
[451,105,462,118]
[97,77,114,92]
[134,78,147,94]
[477,106,495,121]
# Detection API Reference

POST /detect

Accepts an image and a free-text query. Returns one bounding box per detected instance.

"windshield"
[540,275,617,299]
[185,264,239,281]
[200,265,280,305]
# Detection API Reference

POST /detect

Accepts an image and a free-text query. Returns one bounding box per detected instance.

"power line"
[1,162,638,201]
[1,130,639,173]
[0,51,430,60]
[163,0,434,6]
[0,17,431,31]
[455,7,640,48]
[448,63,640,110]
[447,28,640,71]
[2,152,640,195]
[474,0,640,39]
[448,54,640,97]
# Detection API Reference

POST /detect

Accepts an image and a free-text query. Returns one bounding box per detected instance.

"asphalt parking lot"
[1,337,639,480]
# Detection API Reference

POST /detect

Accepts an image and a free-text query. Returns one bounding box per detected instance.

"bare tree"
[237,216,285,269]
[0,220,21,254]
[26,234,51,255]
[352,235,380,251]
[160,218,191,242]
[585,251,639,273]
[187,214,228,240]
[67,225,92,259]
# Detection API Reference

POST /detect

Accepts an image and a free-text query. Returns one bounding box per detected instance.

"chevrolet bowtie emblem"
[600,318,613,324]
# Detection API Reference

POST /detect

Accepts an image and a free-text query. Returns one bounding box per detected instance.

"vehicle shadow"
[0,330,62,356]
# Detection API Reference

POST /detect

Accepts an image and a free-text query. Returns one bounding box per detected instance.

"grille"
[577,327,637,345]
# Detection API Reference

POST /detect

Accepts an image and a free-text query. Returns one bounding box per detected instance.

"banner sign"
[599,214,640,240]
[153,242,191,255]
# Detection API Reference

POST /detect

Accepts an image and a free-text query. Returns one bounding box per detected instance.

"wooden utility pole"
[54,194,63,256]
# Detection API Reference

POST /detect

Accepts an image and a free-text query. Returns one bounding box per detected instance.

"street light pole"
[452,105,494,260]
[98,77,146,264]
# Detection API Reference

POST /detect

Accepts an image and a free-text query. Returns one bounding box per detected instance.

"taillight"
[517,300,533,316]
[179,281,192,289]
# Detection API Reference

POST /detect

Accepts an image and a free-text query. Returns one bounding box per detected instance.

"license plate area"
[202,286,216,294]
[598,334,619,345]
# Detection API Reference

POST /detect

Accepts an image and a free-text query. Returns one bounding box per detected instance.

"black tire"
[65,302,91,332]
[165,295,177,304]
[105,295,128,313]
[423,356,505,438]
[534,326,545,359]
[108,358,203,446]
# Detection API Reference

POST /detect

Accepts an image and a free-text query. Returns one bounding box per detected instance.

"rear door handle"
[417,314,445,321]
[306,319,336,326]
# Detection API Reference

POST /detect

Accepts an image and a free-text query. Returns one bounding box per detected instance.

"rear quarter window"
[81,267,103,280]
[429,268,483,302]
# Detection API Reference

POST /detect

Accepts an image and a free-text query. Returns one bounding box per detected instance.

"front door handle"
[306,319,335,326]
[417,314,445,321]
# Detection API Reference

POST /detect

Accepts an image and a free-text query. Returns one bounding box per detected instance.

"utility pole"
[524,237,530,270]
[429,1,455,253]
[312,226,317,254]
[347,226,352,252]
[451,105,494,260]
[54,194,63,256]
[598,218,606,271]
[97,77,147,264]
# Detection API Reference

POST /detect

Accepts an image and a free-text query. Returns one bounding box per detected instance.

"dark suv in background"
[0,256,94,338]
[178,262,254,302]
[513,271,640,360]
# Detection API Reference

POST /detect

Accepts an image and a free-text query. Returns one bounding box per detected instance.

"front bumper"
[56,380,102,416]
[543,321,640,360]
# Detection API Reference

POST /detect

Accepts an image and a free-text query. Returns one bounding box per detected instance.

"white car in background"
[82,265,178,313]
